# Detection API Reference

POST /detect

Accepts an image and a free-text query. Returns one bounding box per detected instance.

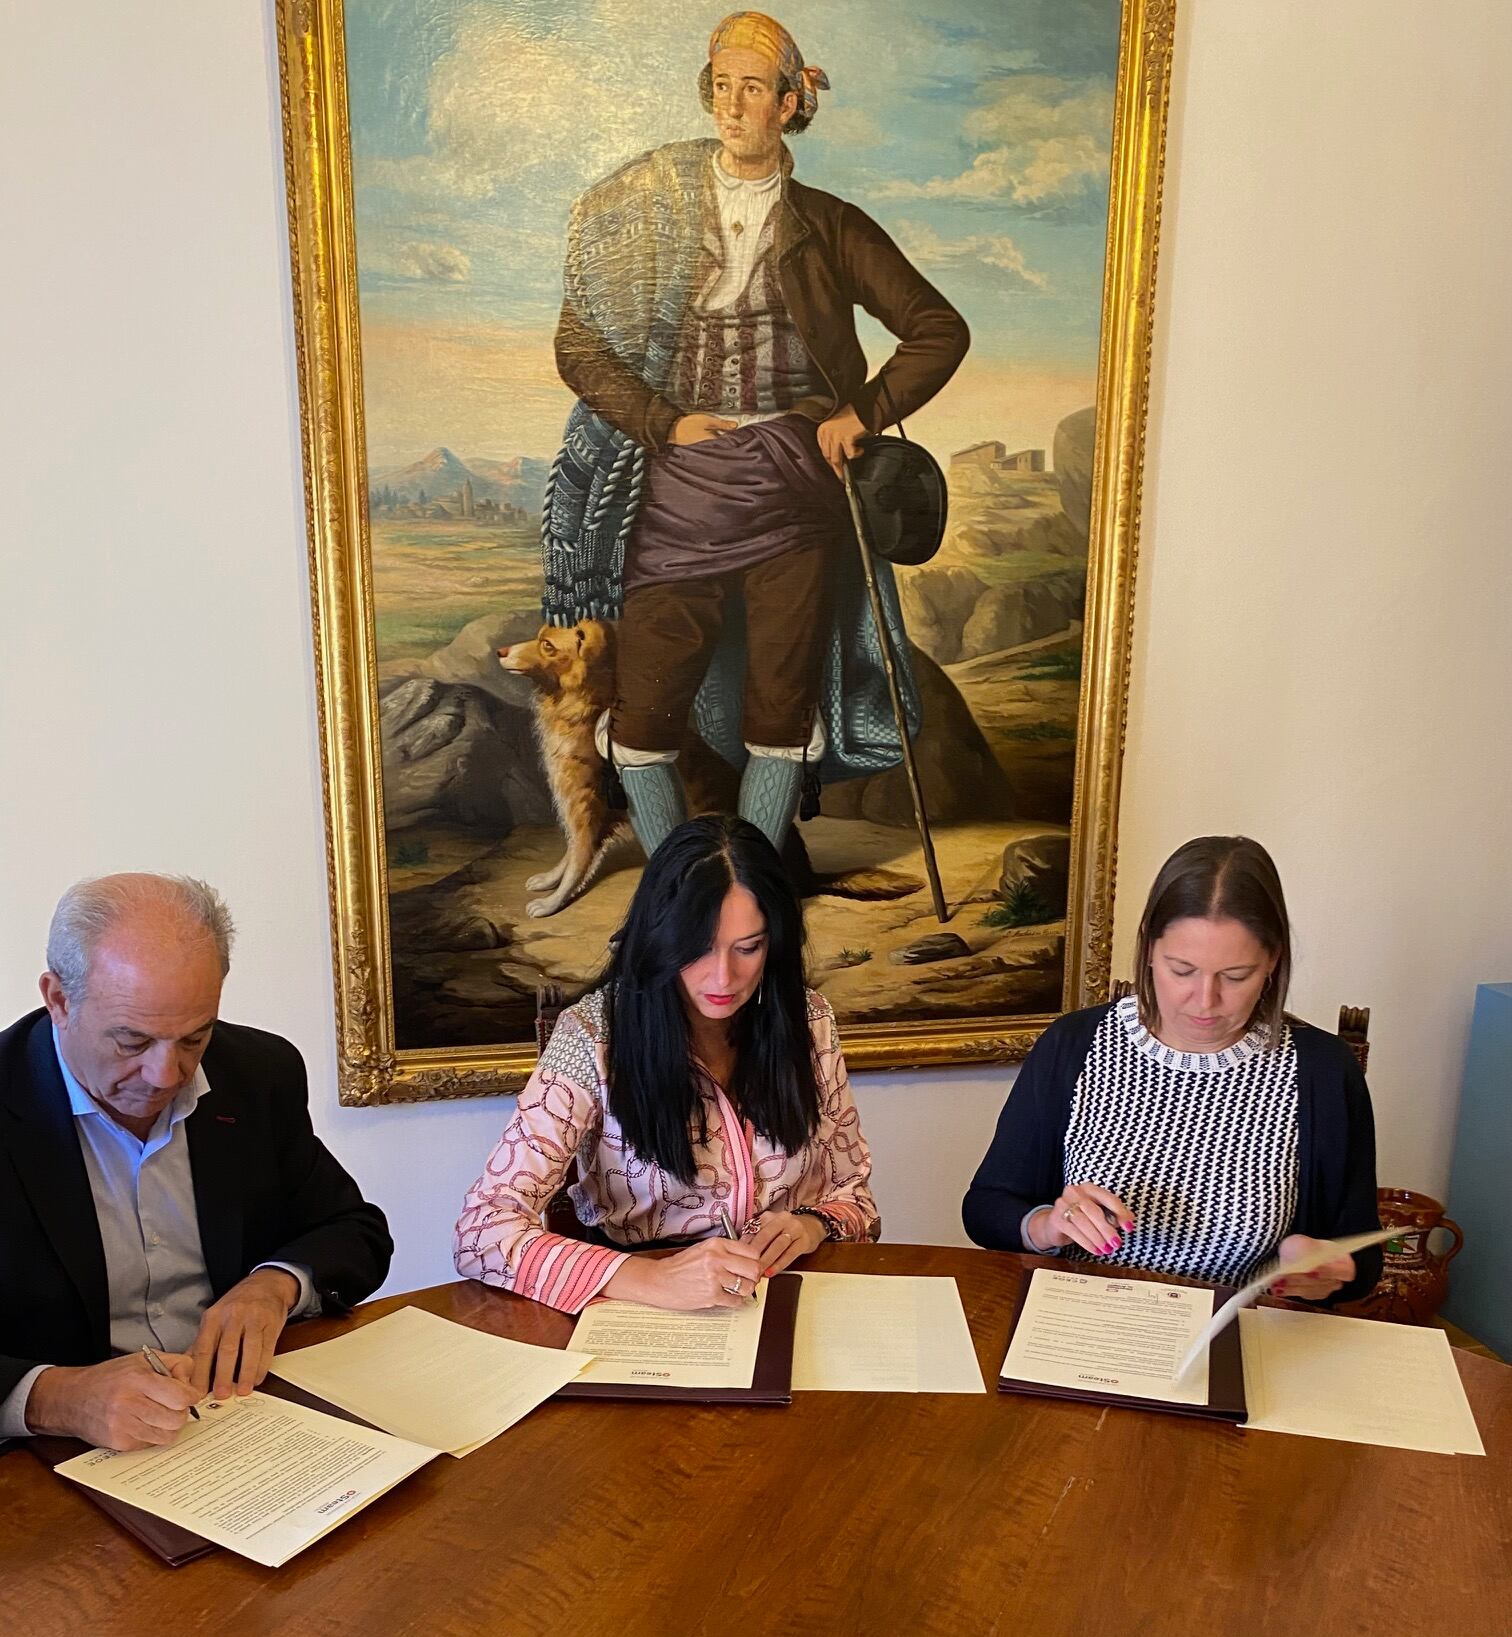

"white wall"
[2,2,1508,1296]
[1116,1,1512,1194]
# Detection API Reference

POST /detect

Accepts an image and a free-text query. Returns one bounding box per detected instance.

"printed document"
[567,1284,767,1389]
[1240,1306,1485,1455]
[1001,1268,1213,1406]
[792,1273,984,1392]
[56,1392,438,1567]
[1174,1228,1396,1381]
[270,1305,593,1457]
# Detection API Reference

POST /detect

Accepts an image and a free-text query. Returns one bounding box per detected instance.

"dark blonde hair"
[1133,836,1291,1044]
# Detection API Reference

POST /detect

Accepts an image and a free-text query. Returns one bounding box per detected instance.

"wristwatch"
[793,1206,841,1242]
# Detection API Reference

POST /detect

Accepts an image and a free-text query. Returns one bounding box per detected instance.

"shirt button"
[150,1234,162,1247]
[150,1304,164,1316]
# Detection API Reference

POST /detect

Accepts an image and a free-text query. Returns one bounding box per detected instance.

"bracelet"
[793,1206,841,1243]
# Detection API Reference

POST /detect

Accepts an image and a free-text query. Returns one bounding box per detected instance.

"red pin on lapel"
[215,1114,236,1124]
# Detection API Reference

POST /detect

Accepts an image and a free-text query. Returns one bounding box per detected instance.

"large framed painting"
[277,0,1174,1104]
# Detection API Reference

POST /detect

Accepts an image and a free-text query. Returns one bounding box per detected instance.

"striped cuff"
[513,1233,629,1314]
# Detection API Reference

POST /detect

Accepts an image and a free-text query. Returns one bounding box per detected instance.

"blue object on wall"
[1444,983,1512,1358]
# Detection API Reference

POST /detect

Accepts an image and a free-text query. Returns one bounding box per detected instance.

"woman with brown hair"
[963,836,1381,1302]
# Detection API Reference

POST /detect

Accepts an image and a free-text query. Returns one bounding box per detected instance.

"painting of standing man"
[544,9,970,855]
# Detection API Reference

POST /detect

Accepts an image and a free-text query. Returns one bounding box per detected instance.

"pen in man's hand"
[140,1343,200,1419]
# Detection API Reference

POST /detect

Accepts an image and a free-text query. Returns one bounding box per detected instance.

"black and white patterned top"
[1061,996,1300,1285]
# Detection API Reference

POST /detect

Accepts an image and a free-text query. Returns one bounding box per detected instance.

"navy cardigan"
[961,1003,1383,1303]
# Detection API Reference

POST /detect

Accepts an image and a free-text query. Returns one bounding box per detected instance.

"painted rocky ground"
[373,410,1094,1048]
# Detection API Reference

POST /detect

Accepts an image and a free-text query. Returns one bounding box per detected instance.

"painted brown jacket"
[555,141,970,454]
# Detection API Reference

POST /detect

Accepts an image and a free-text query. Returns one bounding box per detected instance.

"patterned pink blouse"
[454,987,879,1313]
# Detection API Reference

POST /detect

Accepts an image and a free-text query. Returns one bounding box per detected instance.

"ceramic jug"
[1340,1188,1464,1325]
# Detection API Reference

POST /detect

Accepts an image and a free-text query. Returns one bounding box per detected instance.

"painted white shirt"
[701,154,782,313]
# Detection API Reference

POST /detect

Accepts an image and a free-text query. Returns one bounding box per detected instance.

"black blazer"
[0,1009,393,1406]
[961,1002,1382,1304]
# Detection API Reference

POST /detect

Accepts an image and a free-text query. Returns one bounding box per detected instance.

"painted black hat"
[846,432,948,567]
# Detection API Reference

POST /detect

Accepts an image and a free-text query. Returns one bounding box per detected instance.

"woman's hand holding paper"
[1270,1234,1355,1301]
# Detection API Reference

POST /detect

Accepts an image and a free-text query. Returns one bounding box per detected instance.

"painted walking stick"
[841,458,949,924]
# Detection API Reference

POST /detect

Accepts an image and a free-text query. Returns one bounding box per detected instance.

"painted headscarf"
[707,11,831,122]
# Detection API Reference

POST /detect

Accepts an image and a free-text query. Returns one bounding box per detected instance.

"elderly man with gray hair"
[0,873,391,1452]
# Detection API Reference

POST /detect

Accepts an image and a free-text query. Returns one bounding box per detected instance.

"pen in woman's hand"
[717,1206,758,1298]
[140,1344,201,1419]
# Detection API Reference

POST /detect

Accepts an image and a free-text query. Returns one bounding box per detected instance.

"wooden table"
[4,1244,1510,1636]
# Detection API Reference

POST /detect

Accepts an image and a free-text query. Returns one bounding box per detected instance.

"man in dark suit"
[1,873,392,1451]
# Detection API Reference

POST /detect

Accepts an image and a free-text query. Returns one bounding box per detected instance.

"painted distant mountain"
[372,447,551,514]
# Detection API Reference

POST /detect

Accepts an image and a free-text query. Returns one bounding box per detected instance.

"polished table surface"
[4,1244,1510,1636]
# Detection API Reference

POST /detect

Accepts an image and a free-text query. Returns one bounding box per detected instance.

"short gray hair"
[46,873,236,999]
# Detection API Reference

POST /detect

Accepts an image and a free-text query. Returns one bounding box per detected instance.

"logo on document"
[315,1489,360,1515]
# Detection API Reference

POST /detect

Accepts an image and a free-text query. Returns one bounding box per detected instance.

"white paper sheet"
[269,1305,592,1457]
[1174,1228,1397,1382]
[1001,1268,1214,1406]
[791,1273,984,1393]
[1239,1306,1485,1455]
[567,1284,767,1389]
[56,1391,438,1567]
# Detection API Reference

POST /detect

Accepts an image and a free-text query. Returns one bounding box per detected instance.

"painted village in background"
[372,411,1094,1049]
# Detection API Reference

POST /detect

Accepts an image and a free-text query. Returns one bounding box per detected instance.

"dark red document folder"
[996,1266,1248,1424]
[556,1271,801,1405]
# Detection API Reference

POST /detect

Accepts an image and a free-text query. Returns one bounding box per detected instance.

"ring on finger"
[1061,1206,1077,1222]
[723,1277,743,1296]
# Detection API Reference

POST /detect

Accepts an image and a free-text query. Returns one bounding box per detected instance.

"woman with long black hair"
[454,816,878,1312]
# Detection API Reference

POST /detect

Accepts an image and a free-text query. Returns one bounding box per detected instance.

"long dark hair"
[602,815,817,1182]
[1133,835,1293,1043]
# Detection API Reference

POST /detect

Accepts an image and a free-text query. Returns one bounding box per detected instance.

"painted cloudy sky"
[346,0,1122,468]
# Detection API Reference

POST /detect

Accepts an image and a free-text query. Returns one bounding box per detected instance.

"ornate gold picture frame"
[277,0,1173,1105]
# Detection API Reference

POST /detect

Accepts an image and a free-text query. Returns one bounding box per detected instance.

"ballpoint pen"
[717,1207,757,1298]
[140,1343,201,1419]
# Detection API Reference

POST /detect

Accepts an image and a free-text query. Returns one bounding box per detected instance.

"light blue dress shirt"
[0,1034,317,1437]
